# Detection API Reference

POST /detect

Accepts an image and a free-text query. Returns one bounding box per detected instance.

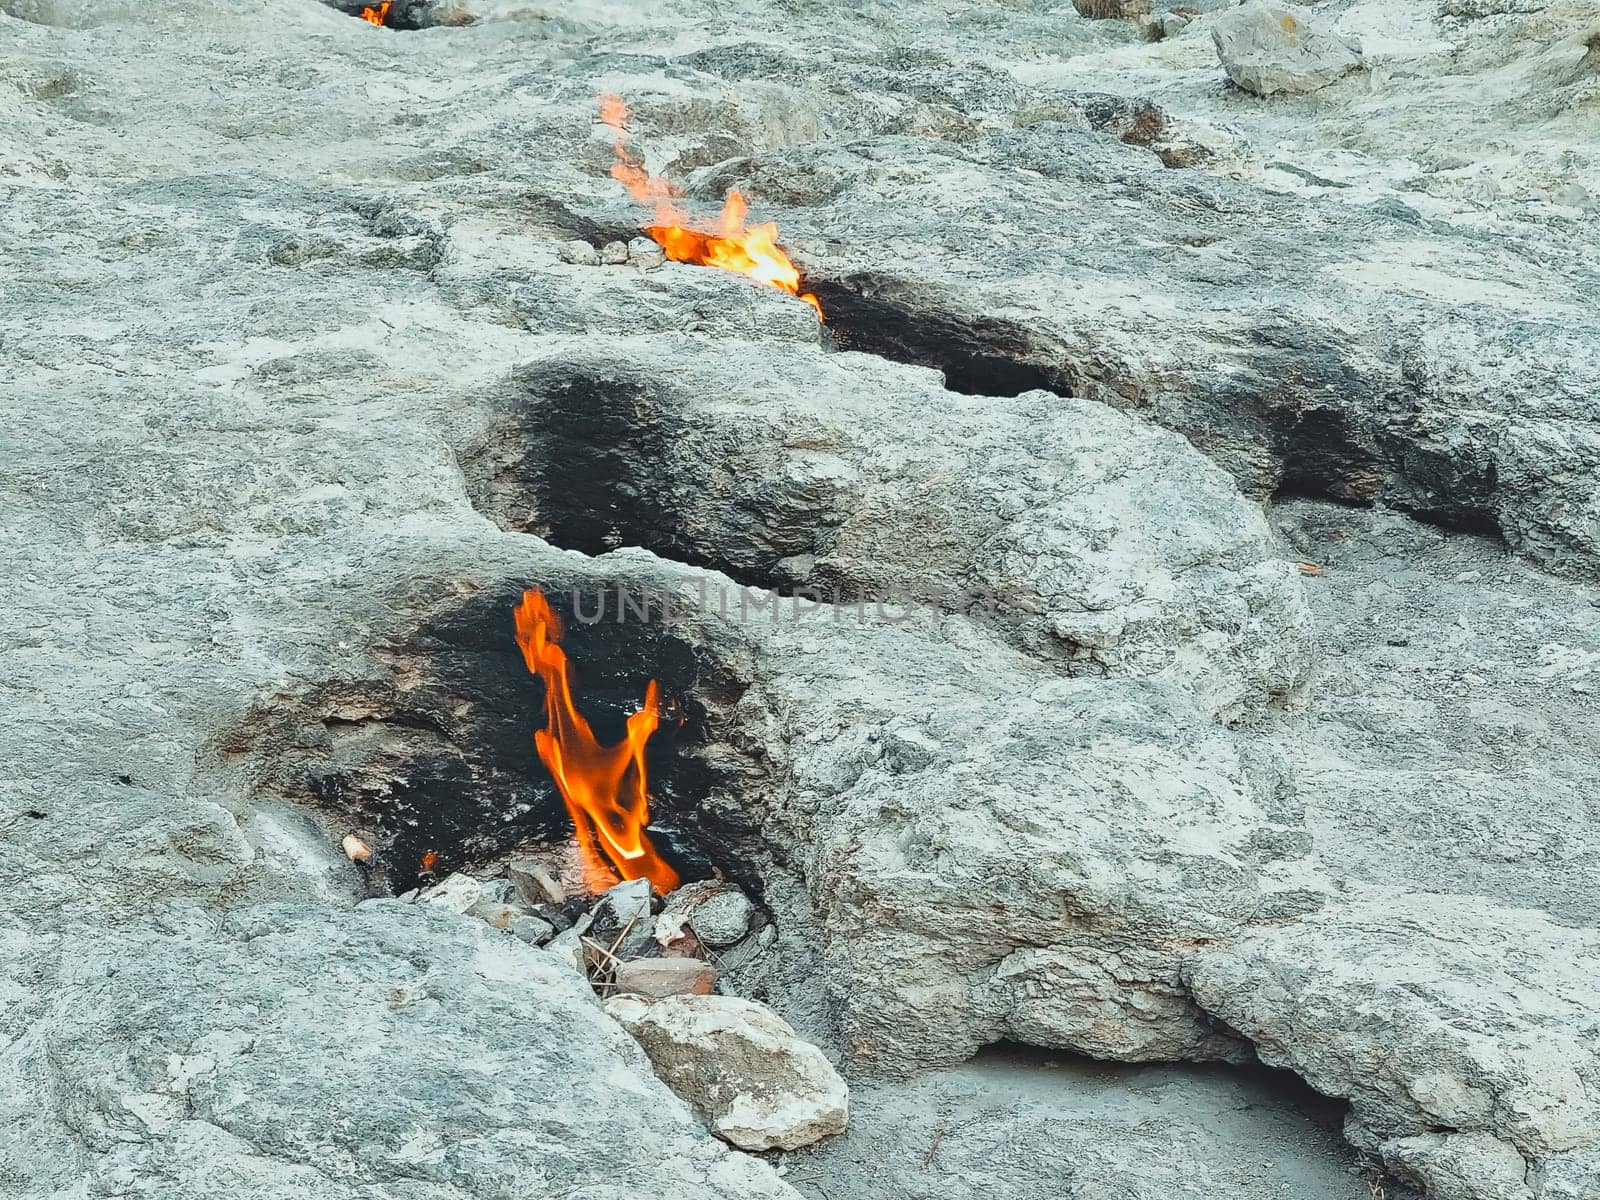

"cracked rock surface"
[4,1,1599,1199]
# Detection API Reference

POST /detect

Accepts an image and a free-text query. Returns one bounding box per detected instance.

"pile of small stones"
[382,860,772,999]
[558,236,665,268]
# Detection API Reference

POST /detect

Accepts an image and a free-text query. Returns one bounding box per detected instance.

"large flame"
[360,2,391,26]
[514,588,679,894]
[599,94,822,318]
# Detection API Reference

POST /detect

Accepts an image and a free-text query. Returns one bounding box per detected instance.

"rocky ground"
[3,1,1598,1198]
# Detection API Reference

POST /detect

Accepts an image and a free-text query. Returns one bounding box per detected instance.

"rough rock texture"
[1271,499,1600,926]
[1213,3,1366,95]
[791,1046,1376,1200]
[463,343,1313,722]
[5,1,1600,1198]
[1188,893,1600,1200]
[607,994,849,1151]
[0,903,798,1199]
[682,598,1317,1070]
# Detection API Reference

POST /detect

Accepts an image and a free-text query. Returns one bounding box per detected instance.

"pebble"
[545,927,586,974]
[600,240,629,265]
[508,858,565,905]
[507,914,557,946]
[467,900,533,930]
[416,872,482,914]
[557,239,599,266]
[595,877,653,928]
[689,889,756,949]
[627,236,665,268]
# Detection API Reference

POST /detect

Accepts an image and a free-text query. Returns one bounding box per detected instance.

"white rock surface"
[4,1,1599,1198]
[416,871,482,913]
[1186,892,1600,1199]
[608,994,850,1151]
[1213,3,1364,95]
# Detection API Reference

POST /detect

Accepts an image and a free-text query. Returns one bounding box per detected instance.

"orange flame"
[514,588,679,894]
[598,94,822,318]
[360,2,391,26]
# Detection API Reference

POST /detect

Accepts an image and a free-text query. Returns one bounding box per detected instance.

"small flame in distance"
[360,2,391,26]
[514,588,680,894]
[598,93,822,319]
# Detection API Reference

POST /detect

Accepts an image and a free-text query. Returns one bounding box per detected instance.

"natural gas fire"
[341,834,373,864]
[599,94,823,318]
[360,2,391,26]
[514,588,680,894]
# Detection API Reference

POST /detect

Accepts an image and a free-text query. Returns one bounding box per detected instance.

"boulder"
[1212,3,1363,96]
[1186,892,1600,1200]
[469,346,1313,724]
[608,994,849,1151]
[0,905,799,1199]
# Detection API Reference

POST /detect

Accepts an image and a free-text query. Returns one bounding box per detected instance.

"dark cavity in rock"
[218,583,743,893]
[811,274,1078,398]
[324,0,466,30]
[463,363,822,594]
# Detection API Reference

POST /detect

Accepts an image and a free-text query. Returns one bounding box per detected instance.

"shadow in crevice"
[812,274,1078,398]
[463,362,836,597]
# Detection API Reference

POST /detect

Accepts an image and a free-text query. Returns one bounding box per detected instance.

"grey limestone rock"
[608,993,849,1151]
[1212,3,1364,96]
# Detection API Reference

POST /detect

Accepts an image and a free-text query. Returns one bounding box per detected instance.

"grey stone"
[687,888,756,949]
[627,235,666,268]
[1186,892,1600,1200]
[466,898,533,927]
[0,905,799,1199]
[415,871,481,913]
[556,238,599,265]
[608,994,849,1151]
[595,877,654,928]
[614,956,718,998]
[1212,3,1363,96]
[1074,0,1151,17]
[544,927,589,975]
[600,239,630,265]
[506,913,558,945]
[790,1046,1377,1200]
[512,857,569,908]
[508,856,565,904]
[7,3,1600,1199]
[468,347,1313,724]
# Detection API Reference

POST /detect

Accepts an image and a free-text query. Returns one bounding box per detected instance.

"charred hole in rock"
[219,582,765,898]
[521,196,640,250]
[1269,405,1385,509]
[1241,326,1506,541]
[517,370,683,561]
[325,0,465,29]
[1229,324,1389,508]
[1380,434,1505,541]
[812,275,1078,398]
[465,364,829,594]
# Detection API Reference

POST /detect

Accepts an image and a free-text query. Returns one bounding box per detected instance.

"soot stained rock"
[217,581,720,893]
[460,341,1312,723]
